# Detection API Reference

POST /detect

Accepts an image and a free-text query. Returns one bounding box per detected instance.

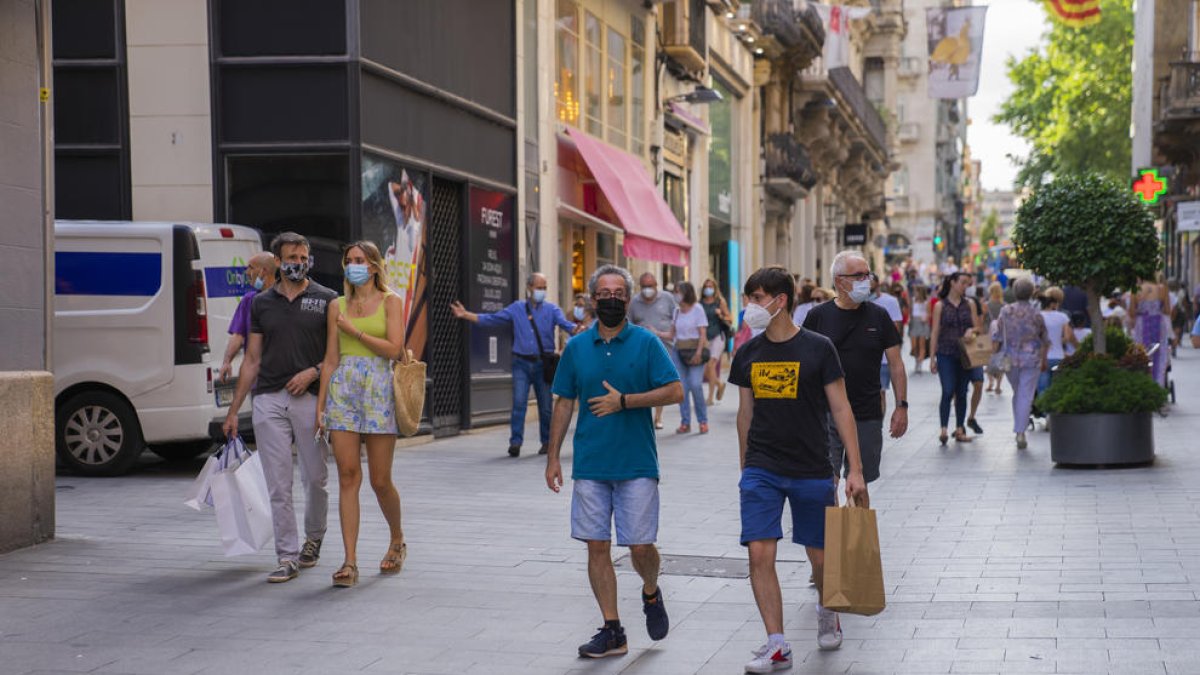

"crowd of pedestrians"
[216,235,1198,669]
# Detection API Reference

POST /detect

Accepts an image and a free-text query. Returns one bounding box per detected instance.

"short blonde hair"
[988,282,1003,302]
[1045,286,1064,305]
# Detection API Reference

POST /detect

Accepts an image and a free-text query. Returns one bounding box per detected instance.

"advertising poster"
[361,155,429,361]
[926,6,987,99]
[467,186,515,376]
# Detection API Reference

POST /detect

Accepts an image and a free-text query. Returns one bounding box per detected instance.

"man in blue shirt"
[451,273,576,457]
[545,264,683,659]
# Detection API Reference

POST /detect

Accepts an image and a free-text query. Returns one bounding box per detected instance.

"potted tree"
[1013,173,1163,465]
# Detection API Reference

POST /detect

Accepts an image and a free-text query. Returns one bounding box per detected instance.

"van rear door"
[191,224,262,413]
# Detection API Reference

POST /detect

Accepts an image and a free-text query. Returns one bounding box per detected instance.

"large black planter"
[1049,412,1154,465]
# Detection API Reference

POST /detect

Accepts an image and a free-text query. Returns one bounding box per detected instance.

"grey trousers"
[251,389,329,562]
[1006,366,1041,434]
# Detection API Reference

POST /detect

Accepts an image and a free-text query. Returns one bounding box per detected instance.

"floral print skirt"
[324,356,398,434]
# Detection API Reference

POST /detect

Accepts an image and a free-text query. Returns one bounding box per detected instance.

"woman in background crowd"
[792,283,816,327]
[930,273,980,444]
[1036,287,1076,397]
[1130,278,1172,387]
[909,285,931,373]
[672,281,710,434]
[991,277,1048,449]
[984,282,1006,394]
[699,278,732,407]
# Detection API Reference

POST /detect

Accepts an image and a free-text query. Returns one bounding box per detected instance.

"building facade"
[888,0,967,269]
[1134,0,1200,291]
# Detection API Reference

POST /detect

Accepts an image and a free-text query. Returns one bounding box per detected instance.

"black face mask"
[595,297,628,328]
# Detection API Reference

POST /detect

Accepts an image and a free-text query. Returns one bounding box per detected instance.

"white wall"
[126,0,213,222]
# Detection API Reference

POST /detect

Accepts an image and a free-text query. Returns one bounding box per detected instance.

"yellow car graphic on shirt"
[750,362,800,399]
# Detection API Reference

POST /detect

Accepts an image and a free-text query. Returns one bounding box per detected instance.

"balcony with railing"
[1161,61,1200,121]
[829,67,888,153]
[765,132,818,200]
[739,0,824,57]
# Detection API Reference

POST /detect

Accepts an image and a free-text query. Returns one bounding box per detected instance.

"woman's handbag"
[959,333,991,370]
[392,349,426,437]
[987,319,1013,374]
[675,338,710,365]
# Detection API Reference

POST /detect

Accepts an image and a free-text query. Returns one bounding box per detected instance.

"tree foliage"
[994,0,1133,188]
[1013,173,1158,352]
[979,209,999,246]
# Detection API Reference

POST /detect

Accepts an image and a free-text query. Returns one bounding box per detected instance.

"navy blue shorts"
[739,466,835,548]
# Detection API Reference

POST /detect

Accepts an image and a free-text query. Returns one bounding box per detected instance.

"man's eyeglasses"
[836,272,873,282]
[594,290,629,301]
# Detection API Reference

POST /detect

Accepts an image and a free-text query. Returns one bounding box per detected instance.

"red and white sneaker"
[745,642,792,673]
[817,605,843,650]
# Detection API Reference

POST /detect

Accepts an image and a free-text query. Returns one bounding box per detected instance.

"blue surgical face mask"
[532,289,547,303]
[345,263,371,287]
[849,279,872,304]
[573,306,586,321]
[703,287,715,298]
[252,275,265,291]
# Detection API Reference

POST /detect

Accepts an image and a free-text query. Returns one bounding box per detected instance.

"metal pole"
[36,0,54,373]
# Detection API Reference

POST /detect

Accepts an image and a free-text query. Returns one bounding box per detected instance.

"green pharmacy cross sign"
[1131,168,1168,205]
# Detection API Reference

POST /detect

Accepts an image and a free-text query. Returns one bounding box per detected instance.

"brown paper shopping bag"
[821,502,886,616]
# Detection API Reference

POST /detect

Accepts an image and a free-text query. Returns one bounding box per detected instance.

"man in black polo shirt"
[223,232,337,583]
[803,251,907,488]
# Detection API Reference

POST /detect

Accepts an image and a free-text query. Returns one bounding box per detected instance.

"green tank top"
[338,295,390,357]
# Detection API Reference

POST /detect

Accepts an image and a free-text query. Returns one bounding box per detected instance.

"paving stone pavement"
[3,345,1200,675]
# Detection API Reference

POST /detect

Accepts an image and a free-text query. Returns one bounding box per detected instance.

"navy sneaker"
[578,625,627,658]
[642,587,669,640]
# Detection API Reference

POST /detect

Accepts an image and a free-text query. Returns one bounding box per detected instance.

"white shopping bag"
[184,437,250,511]
[183,454,220,511]
[210,450,274,556]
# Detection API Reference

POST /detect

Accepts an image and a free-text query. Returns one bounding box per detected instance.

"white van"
[53,221,262,476]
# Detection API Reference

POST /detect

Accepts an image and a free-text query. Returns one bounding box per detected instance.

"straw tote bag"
[392,349,426,437]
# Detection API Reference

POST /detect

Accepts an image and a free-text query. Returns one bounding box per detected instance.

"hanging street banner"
[925,6,987,99]
[813,4,873,69]
[1044,0,1101,28]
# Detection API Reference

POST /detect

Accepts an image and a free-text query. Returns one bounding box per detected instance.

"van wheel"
[56,391,144,476]
[151,440,214,462]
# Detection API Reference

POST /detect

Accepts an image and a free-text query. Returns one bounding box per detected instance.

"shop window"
[584,12,603,137]
[664,173,687,229]
[555,0,580,125]
[707,78,735,226]
[606,27,627,148]
[892,166,909,197]
[631,17,646,156]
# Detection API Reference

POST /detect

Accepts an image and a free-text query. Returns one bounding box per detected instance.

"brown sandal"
[380,541,407,575]
[332,563,358,588]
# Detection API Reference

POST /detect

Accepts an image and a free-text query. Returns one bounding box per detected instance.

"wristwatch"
[897,399,909,408]
[620,394,628,410]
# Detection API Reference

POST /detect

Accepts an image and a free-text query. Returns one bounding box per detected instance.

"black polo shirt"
[249,281,337,395]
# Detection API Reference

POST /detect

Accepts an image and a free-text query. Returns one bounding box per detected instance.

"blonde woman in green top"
[317,241,406,587]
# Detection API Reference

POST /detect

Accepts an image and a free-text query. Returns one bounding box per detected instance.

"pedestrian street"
[2,347,1200,675]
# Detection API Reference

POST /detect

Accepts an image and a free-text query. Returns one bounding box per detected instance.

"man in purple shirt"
[451,272,576,457]
[219,252,277,382]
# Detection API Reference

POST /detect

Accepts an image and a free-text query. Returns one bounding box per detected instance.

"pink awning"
[565,127,691,267]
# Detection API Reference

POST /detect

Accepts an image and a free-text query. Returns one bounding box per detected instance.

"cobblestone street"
[3,347,1199,675]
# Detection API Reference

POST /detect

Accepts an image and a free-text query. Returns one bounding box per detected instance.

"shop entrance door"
[427,178,465,437]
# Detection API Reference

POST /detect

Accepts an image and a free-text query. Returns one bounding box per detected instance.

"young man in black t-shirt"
[729,267,867,671]
[804,251,907,486]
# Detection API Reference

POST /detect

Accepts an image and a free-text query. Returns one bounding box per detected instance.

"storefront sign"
[663,128,686,167]
[467,186,515,375]
[843,223,868,246]
[1177,200,1200,232]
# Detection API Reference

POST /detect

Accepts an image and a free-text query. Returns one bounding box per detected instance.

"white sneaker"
[1016,432,1027,449]
[745,642,792,673]
[817,606,843,650]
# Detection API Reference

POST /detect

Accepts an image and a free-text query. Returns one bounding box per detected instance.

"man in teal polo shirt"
[545,264,684,660]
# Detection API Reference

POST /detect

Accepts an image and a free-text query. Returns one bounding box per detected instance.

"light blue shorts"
[571,478,660,546]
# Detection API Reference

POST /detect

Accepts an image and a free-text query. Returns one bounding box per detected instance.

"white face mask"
[848,279,872,303]
[641,287,656,299]
[744,297,781,331]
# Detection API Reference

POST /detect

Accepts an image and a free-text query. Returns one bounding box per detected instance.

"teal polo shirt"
[551,321,680,481]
